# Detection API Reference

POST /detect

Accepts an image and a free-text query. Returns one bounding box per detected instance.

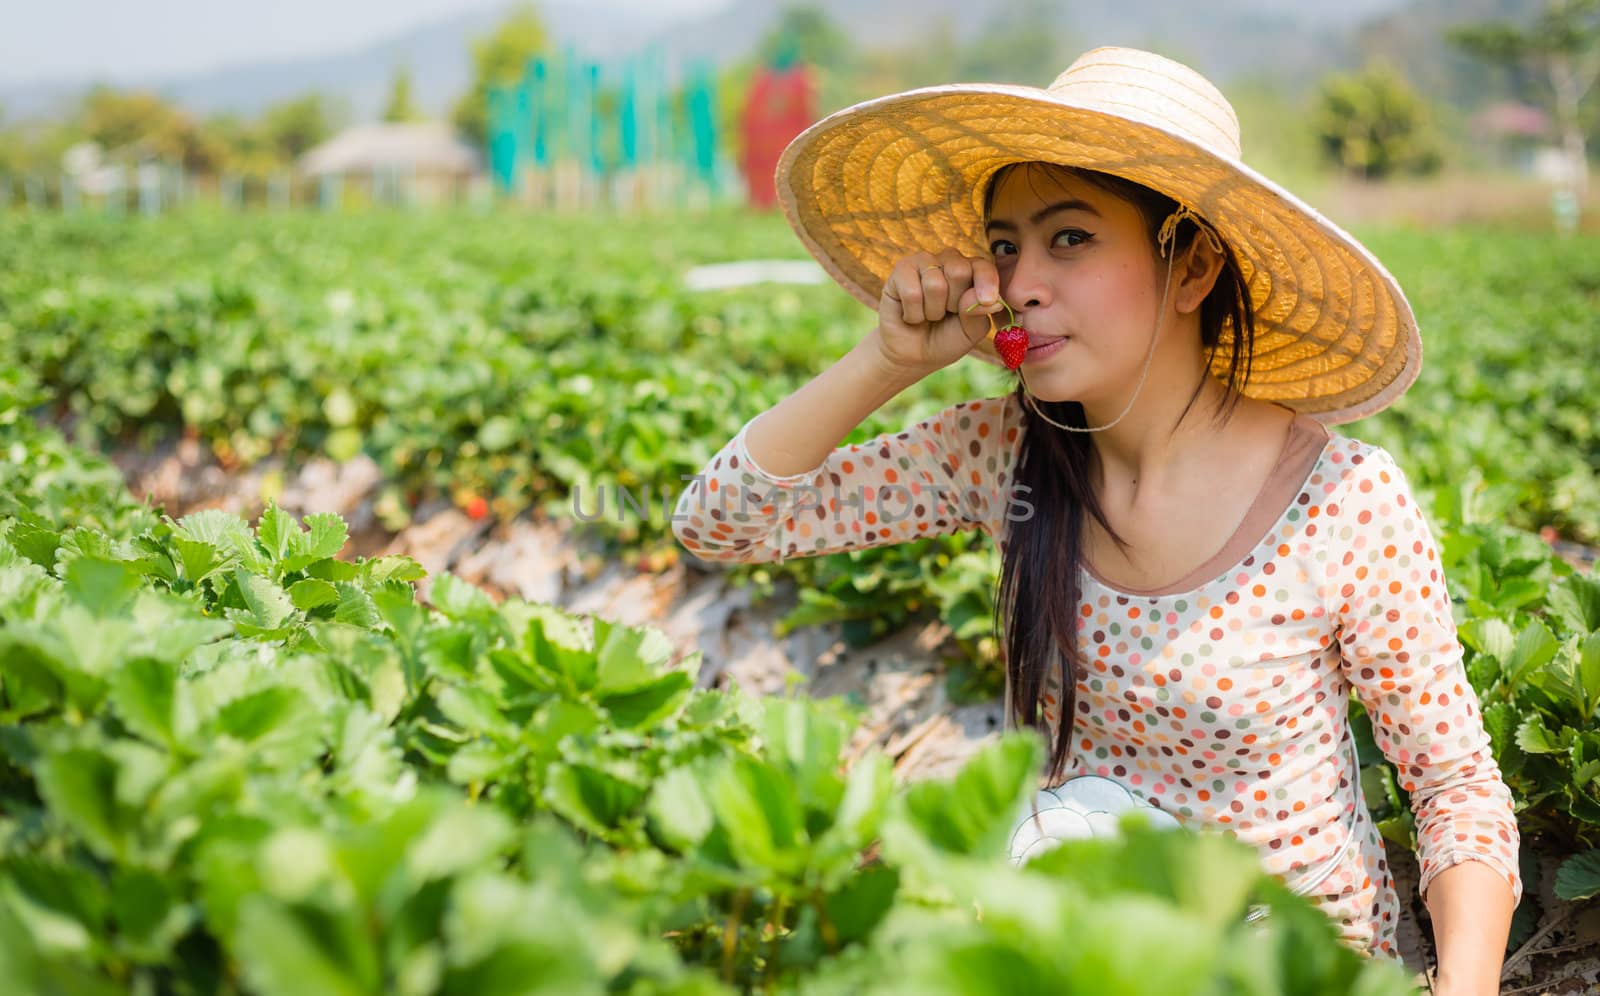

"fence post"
[264,174,281,209]
[138,162,160,215]
[317,173,339,211]
[106,165,126,216]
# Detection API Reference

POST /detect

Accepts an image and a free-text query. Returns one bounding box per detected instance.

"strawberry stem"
[983,298,1019,340]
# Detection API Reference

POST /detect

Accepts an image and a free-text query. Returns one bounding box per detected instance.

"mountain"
[2,0,1459,126]
[0,1,698,123]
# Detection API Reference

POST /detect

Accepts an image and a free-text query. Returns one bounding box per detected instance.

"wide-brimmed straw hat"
[774,46,1421,425]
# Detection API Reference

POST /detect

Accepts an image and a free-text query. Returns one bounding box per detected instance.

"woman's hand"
[872,249,1007,378]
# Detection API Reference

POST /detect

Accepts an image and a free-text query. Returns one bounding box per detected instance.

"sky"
[0,0,732,85]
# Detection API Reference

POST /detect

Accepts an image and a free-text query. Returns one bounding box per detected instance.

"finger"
[919,264,949,322]
[936,250,973,315]
[968,256,1000,309]
[957,287,1005,338]
[894,271,927,326]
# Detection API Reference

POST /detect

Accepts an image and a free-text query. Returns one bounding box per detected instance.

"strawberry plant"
[0,403,1416,993]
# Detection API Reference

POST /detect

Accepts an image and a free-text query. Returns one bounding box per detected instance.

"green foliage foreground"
[0,375,1419,994]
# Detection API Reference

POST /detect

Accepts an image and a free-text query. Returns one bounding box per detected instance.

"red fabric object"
[740,65,816,209]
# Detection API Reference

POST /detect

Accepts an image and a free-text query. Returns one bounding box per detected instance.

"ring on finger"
[921,264,943,273]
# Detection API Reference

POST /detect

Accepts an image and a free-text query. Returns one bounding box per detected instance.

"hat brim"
[775,84,1421,426]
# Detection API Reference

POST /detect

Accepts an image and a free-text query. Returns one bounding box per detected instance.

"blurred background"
[1,0,1595,227]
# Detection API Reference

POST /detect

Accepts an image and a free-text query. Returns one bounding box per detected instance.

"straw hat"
[774,46,1421,425]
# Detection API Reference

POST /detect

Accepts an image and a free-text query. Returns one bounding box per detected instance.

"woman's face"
[985,165,1188,407]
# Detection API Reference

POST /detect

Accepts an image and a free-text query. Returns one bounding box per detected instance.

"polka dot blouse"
[672,393,1521,961]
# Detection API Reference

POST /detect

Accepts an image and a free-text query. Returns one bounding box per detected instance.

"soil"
[105,439,1600,994]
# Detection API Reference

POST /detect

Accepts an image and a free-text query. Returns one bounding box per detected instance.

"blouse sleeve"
[1316,442,1522,908]
[671,394,1025,565]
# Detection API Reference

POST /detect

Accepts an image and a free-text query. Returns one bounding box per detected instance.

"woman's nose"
[1003,249,1050,311]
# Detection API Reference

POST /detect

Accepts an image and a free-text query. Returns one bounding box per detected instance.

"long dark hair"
[986,162,1259,786]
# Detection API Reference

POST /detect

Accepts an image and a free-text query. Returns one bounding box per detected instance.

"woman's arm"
[671,370,1024,565]
[1315,443,1521,989]
[742,332,922,478]
[1426,860,1516,996]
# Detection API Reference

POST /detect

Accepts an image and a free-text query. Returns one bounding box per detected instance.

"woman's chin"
[1017,370,1082,405]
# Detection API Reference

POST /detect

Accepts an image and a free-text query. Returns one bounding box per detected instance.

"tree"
[452,3,548,149]
[77,86,226,173]
[1449,0,1600,204]
[384,65,424,123]
[202,113,280,177]
[956,0,1071,87]
[755,5,854,77]
[1314,64,1444,180]
[260,93,335,163]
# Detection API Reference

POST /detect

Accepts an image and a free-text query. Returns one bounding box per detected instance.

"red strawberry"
[464,494,489,521]
[993,324,1029,369]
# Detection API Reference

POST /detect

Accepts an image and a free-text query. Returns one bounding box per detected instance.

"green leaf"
[477,415,518,452]
[1459,617,1514,660]
[255,504,298,564]
[646,766,714,852]
[822,864,899,944]
[1581,632,1600,719]
[596,671,692,729]
[227,570,296,635]
[407,805,515,882]
[1549,573,1600,633]
[1515,713,1561,755]
[3,857,109,955]
[899,733,1040,857]
[234,897,378,996]
[360,556,425,585]
[1555,848,1600,901]
[543,764,646,838]
[107,656,178,748]
[173,536,229,585]
[707,755,805,874]
[436,685,514,740]
[302,512,349,560]
[332,583,379,628]
[429,573,496,622]
[111,867,191,961]
[33,745,127,861]
[1506,619,1559,685]
[62,557,141,616]
[814,752,893,885]
[592,617,675,693]
[175,509,252,558]
[526,614,597,692]
[289,578,341,611]
[281,513,348,574]
[9,522,62,569]
[217,687,302,742]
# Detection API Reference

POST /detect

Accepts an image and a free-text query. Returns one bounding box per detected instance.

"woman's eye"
[1054,229,1092,248]
[989,239,1016,258]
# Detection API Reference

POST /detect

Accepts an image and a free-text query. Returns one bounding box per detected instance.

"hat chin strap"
[1021,205,1215,434]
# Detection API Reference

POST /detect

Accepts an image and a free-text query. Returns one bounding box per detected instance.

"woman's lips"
[1026,334,1067,352]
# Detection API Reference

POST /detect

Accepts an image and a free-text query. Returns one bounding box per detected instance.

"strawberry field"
[3,209,1600,992]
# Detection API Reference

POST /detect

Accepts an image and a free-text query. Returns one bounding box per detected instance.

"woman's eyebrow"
[986,199,1102,232]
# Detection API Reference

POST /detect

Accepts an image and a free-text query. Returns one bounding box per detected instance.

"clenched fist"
[873,250,1008,377]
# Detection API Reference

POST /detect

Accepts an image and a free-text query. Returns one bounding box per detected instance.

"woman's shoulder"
[1315,430,1410,496]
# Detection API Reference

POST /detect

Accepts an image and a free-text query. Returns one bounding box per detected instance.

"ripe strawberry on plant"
[464,494,489,521]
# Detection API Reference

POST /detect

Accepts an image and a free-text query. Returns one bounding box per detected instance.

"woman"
[671,47,1518,990]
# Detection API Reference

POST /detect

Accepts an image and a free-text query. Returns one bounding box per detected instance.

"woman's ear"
[1173,235,1226,315]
